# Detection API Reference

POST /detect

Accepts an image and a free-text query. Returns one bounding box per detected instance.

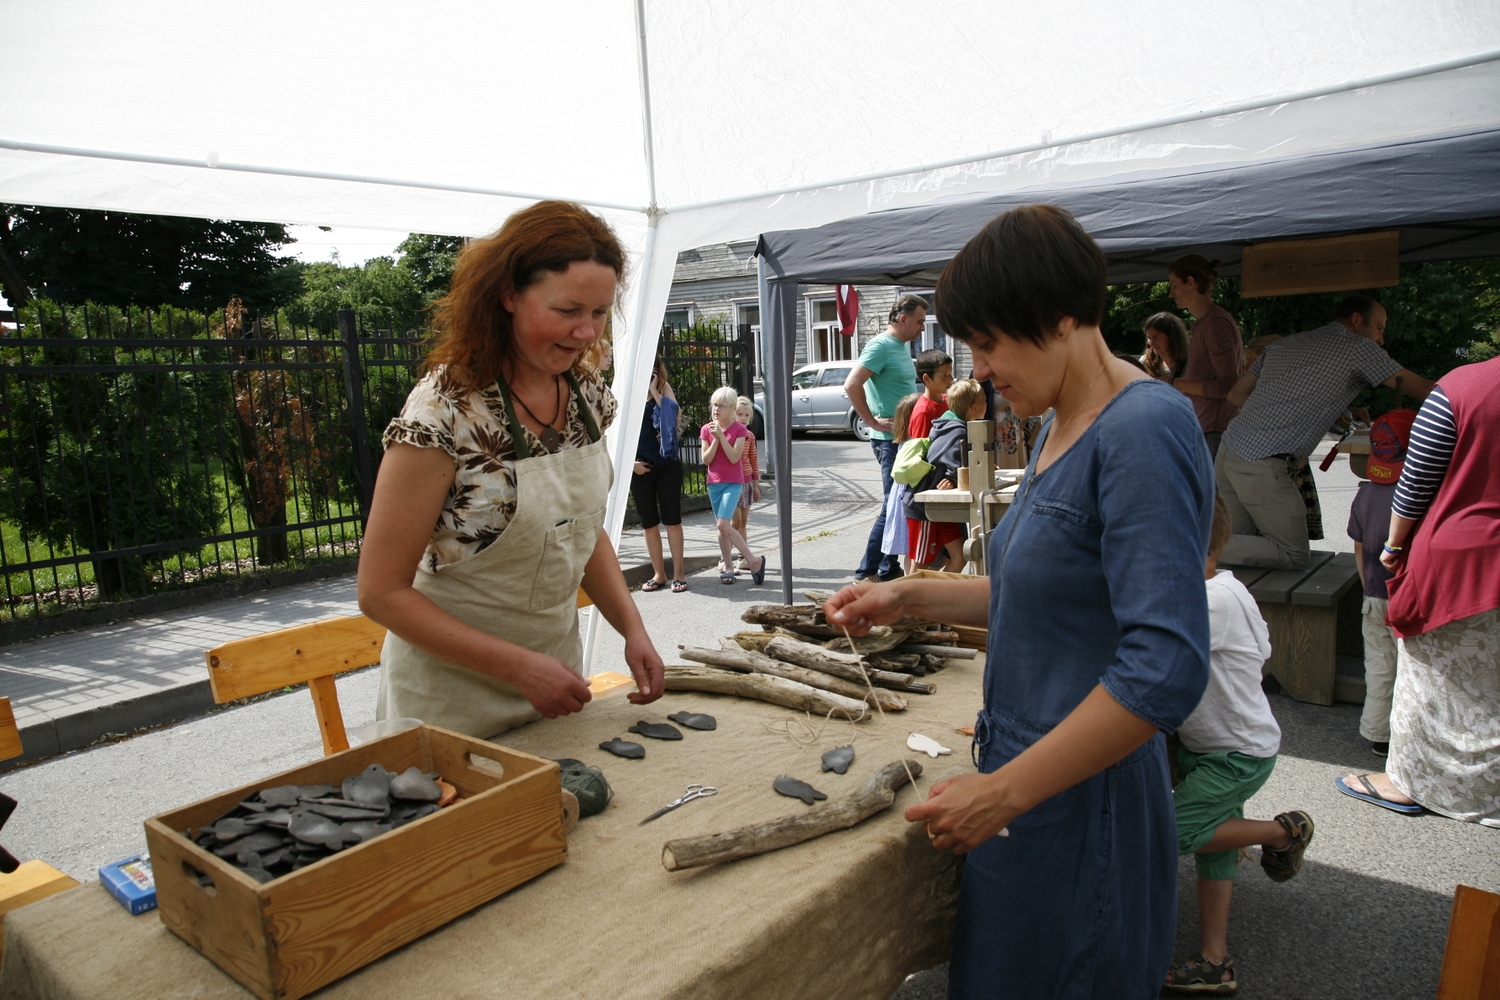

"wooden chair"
[206,615,386,756]
[1437,884,1500,1000]
[0,697,81,962]
[206,595,616,757]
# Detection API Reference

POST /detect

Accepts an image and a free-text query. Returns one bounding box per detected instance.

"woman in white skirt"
[1336,356,1500,826]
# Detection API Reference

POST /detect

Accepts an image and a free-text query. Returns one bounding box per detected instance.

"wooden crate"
[145,725,567,1000]
[906,569,988,650]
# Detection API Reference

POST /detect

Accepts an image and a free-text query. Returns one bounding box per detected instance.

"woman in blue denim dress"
[827,205,1214,999]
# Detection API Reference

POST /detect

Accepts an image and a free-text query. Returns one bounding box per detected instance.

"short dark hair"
[1332,294,1380,321]
[1168,254,1220,294]
[935,205,1107,346]
[915,348,952,380]
[888,294,929,325]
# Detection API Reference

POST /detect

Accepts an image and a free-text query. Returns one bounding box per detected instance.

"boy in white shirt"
[1165,495,1316,995]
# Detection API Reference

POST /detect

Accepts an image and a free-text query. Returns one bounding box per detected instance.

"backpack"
[654,397,681,461]
[891,436,933,486]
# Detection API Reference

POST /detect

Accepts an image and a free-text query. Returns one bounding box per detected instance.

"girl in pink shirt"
[701,386,766,586]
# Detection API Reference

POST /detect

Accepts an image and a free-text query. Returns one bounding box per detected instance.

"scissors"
[639,783,718,825]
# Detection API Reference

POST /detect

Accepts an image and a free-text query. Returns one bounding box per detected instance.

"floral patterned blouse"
[382,367,617,573]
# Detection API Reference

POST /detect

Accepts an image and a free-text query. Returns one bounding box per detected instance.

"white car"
[755,361,903,442]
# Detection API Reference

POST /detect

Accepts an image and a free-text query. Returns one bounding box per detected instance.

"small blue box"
[99,855,156,915]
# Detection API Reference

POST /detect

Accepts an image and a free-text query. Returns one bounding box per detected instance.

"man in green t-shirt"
[846,294,924,581]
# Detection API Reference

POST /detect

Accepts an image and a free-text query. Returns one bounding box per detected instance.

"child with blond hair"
[701,386,765,586]
[731,396,762,573]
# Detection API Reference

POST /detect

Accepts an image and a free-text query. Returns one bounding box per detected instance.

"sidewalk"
[0,452,886,769]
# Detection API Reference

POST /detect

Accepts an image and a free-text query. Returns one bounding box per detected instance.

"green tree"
[0,301,223,597]
[396,234,463,300]
[0,205,302,311]
[1103,257,1500,413]
[286,256,424,329]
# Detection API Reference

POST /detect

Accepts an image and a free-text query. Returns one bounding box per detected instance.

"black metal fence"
[656,320,756,496]
[0,302,422,622]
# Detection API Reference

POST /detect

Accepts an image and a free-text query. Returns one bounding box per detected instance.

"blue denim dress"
[948,380,1213,1000]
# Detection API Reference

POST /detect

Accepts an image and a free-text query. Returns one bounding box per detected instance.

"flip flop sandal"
[720,572,736,585]
[1164,953,1237,994]
[751,556,767,586]
[1334,774,1423,814]
[671,580,688,593]
[640,578,667,592]
[1261,810,1314,882]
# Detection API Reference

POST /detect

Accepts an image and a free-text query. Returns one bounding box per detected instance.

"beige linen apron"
[376,373,610,739]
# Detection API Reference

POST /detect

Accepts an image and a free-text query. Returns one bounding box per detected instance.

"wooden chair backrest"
[1438,884,1500,1000]
[0,698,21,762]
[205,615,387,756]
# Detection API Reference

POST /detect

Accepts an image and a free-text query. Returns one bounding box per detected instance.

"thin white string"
[841,622,919,794]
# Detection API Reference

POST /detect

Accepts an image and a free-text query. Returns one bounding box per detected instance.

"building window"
[736,301,762,377]
[808,297,855,363]
[902,291,948,357]
[663,303,694,330]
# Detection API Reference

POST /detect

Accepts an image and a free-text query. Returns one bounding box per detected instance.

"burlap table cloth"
[1,658,983,1000]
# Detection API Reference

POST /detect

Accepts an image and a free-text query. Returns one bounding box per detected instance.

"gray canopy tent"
[754,125,1500,605]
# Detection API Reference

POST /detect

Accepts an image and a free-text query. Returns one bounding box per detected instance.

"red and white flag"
[835,285,859,337]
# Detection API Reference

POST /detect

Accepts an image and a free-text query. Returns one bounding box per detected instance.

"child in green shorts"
[1165,494,1316,995]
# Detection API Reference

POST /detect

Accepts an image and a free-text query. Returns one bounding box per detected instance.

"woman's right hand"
[823,580,909,636]
[511,650,593,719]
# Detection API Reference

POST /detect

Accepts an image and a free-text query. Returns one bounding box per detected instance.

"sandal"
[1334,774,1423,815]
[671,580,688,593]
[1261,810,1314,882]
[720,572,736,585]
[751,555,767,586]
[1165,953,1237,994]
[640,578,667,592]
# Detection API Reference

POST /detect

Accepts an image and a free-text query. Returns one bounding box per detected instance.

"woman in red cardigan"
[1336,355,1500,825]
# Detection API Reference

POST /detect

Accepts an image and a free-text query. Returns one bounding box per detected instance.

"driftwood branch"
[896,642,979,660]
[764,636,935,694]
[677,643,908,712]
[741,604,891,640]
[821,630,910,655]
[663,665,870,721]
[868,652,922,673]
[662,760,924,871]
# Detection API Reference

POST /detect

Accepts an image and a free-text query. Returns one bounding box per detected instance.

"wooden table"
[1337,429,1371,479]
[0,657,986,1000]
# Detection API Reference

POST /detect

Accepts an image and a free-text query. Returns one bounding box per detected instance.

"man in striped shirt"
[1216,296,1434,570]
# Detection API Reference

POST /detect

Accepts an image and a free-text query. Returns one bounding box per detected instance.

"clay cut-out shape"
[667,711,717,731]
[907,733,952,758]
[599,738,646,759]
[389,766,442,802]
[821,745,855,774]
[342,764,392,806]
[288,810,347,852]
[340,820,392,844]
[258,785,303,808]
[210,817,257,842]
[304,800,390,821]
[628,721,683,741]
[773,775,828,805]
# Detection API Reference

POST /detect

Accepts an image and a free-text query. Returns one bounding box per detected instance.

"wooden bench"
[1229,550,1364,706]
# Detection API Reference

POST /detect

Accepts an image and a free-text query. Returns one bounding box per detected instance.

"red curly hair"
[423,200,627,393]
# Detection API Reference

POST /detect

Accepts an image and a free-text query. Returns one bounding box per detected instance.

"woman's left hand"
[623,632,665,704]
[905,773,1016,855]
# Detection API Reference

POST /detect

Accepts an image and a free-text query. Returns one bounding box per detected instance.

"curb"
[1,553,744,774]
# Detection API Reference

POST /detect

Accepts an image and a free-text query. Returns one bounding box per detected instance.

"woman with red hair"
[359,201,664,738]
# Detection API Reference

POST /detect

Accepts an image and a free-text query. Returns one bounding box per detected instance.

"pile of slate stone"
[187,764,447,883]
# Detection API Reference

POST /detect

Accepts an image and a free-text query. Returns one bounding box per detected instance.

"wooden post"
[965,419,994,574]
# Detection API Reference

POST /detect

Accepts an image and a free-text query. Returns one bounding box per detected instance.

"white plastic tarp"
[3,0,1499,632]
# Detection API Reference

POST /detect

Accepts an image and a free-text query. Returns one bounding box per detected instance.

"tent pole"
[759,257,796,607]
[581,0,663,677]
[582,211,662,676]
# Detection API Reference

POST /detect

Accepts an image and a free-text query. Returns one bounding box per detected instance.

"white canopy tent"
[3,1,1499,665]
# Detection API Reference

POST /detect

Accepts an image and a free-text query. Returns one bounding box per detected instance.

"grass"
[1,465,365,621]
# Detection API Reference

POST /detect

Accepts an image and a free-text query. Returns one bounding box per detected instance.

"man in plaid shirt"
[1217,296,1433,570]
